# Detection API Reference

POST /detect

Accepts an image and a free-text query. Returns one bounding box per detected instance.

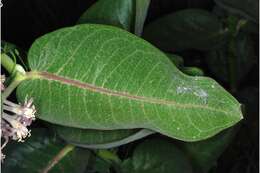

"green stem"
[1,53,28,99]
[41,144,75,173]
[1,53,16,74]
[2,74,26,100]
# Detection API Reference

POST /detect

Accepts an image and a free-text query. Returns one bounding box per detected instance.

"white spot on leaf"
[176,86,192,94]
[194,89,208,104]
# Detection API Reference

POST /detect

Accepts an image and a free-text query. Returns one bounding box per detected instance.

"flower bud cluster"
[1,75,36,162]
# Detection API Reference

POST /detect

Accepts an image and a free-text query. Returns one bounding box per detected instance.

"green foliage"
[77,0,150,36]
[143,9,228,51]
[17,24,242,142]
[214,0,258,23]
[166,54,184,68]
[181,67,204,76]
[205,32,255,84]
[181,127,238,173]
[120,138,193,173]
[2,129,91,173]
[78,0,134,31]
[167,53,204,76]
[55,126,154,149]
[2,0,257,172]
[55,126,138,145]
[63,0,144,148]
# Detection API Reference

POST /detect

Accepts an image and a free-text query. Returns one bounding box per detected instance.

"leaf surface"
[77,0,134,31]
[68,0,139,147]
[143,9,228,51]
[205,32,255,83]
[215,0,258,23]
[121,138,193,173]
[181,127,238,173]
[2,129,90,173]
[17,24,242,141]
[55,126,154,149]
[56,125,138,145]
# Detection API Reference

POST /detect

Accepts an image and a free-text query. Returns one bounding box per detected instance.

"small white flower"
[1,96,36,160]
[3,97,36,126]
[1,71,36,162]
[2,113,30,142]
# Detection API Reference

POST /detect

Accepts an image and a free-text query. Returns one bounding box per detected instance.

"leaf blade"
[17,24,242,142]
[143,9,228,51]
[77,0,134,31]
[121,138,193,173]
[2,129,90,173]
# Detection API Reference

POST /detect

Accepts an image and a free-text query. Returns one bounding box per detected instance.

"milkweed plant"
[1,0,258,173]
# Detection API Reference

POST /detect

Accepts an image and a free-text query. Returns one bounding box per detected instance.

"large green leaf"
[17,24,242,142]
[2,129,90,173]
[215,0,258,23]
[120,138,193,173]
[77,0,134,31]
[143,9,228,51]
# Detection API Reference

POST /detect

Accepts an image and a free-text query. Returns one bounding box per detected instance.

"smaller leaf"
[55,125,155,149]
[143,9,228,51]
[77,0,134,31]
[181,67,204,76]
[166,53,184,68]
[166,54,204,76]
[56,125,137,145]
[92,157,112,173]
[205,32,255,84]
[1,41,29,71]
[1,41,17,53]
[212,6,259,35]
[214,0,258,23]
[2,128,90,173]
[181,127,238,173]
[121,138,193,173]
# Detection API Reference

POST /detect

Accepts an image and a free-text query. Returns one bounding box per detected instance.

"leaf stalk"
[41,144,75,173]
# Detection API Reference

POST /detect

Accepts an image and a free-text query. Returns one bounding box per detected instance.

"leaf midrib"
[27,71,230,115]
